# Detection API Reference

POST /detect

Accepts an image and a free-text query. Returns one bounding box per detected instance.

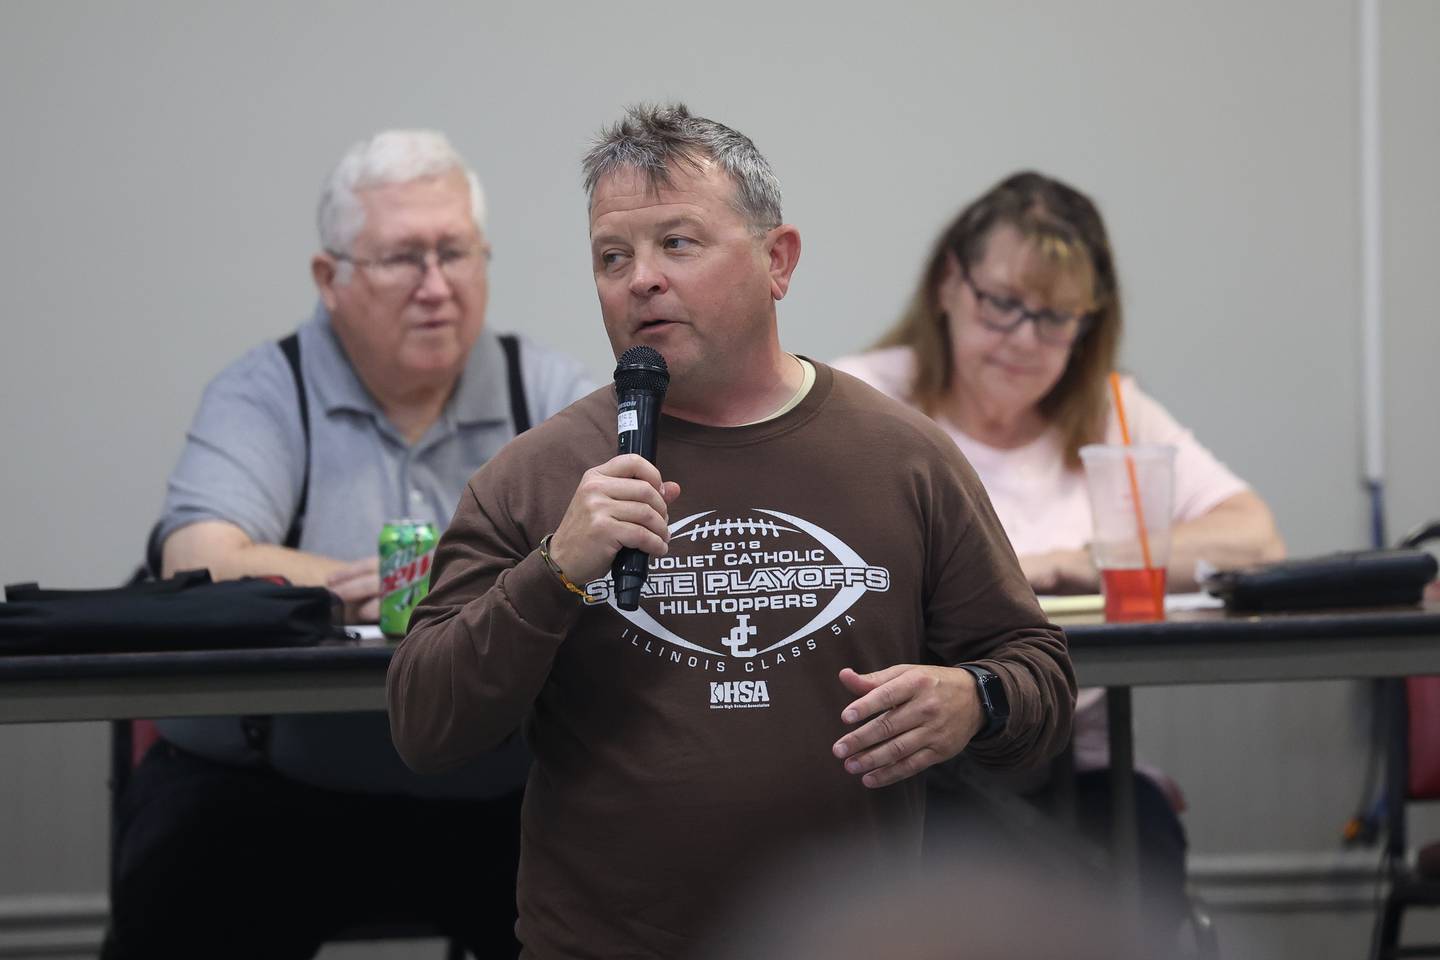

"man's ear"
[311,254,340,313]
[765,225,802,301]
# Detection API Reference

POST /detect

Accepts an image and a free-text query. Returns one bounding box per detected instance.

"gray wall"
[0,1,1436,957]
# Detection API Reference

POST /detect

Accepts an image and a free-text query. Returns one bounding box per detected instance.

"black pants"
[926,767,1188,952]
[1061,770,1189,944]
[102,742,522,960]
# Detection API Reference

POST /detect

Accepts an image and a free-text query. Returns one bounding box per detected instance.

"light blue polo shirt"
[156,304,594,797]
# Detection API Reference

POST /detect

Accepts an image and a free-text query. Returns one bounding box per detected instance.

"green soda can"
[379,518,439,638]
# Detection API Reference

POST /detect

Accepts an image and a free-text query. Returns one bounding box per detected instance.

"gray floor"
[8,900,1440,959]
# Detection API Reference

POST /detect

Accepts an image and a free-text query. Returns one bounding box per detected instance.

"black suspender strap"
[276,333,310,550]
[233,333,311,761]
[498,333,531,434]
[276,332,521,553]
[143,333,310,580]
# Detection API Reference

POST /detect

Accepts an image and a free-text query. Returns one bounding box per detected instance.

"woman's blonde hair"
[875,171,1122,467]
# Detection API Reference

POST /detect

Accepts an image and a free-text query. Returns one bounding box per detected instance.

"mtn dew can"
[379,519,439,638]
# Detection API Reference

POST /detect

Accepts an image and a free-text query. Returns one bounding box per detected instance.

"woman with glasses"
[833,170,1284,946]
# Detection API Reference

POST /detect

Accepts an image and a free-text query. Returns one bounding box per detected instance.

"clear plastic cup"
[1079,444,1176,622]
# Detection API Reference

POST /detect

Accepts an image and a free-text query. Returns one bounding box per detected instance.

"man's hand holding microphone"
[545,347,678,607]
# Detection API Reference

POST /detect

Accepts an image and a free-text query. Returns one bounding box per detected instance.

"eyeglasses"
[329,244,488,292]
[960,267,1095,347]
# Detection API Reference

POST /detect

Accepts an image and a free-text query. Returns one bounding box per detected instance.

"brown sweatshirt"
[389,362,1074,958]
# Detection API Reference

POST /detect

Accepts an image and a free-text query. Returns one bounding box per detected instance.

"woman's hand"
[1020,548,1098,594]
[1168,490,1285,590]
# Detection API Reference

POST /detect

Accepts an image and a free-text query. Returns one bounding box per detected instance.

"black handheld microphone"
[611,345,670,611]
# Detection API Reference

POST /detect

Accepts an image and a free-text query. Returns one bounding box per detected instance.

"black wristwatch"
[957,664,1010,741]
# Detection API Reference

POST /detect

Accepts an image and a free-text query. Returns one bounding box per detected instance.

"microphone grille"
[614,346,670,394]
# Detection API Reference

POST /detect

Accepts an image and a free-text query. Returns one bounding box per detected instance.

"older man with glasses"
[104,130,592,960]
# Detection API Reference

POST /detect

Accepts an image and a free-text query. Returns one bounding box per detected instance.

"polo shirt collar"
[302,302,511,428]
[448,327,513,427]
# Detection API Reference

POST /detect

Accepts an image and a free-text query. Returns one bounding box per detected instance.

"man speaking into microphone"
[609,344,669,609]
[388,103,1075,960]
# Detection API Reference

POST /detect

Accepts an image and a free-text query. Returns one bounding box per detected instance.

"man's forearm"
[389,550,582,773]
[162,521,344,586]
[963,626,1076,772]
[180,543,344,585]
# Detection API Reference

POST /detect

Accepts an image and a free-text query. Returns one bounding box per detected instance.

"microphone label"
[617,409,639,434]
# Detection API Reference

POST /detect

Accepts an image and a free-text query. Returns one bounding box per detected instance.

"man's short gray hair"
[582,103,783,233]
[317,129,486,263]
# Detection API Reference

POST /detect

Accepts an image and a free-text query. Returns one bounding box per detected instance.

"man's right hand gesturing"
[545,454,682,586]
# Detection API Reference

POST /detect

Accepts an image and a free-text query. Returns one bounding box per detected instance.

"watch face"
[983,670,1009,720]
[968,666,1008,740]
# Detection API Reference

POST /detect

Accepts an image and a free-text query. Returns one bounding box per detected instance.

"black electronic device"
[1203,549,1438,613]
[1,570,345,656]
[956,664,1010,741]
[611,346,670,611]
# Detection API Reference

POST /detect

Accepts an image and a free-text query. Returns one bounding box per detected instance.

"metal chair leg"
[1187,894,1220,960]
[1371,894,1403,960]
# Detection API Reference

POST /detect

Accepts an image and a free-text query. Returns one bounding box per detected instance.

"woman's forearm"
[1167,490,1286,590]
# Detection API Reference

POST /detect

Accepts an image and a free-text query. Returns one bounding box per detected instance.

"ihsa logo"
[709,680,771,709]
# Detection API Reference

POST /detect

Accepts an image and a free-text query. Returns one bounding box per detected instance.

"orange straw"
[1108,372,1163,613]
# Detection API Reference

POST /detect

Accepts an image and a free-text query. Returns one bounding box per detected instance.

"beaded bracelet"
[539,533,588,600]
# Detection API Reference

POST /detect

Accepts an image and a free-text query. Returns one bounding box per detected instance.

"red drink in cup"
[1080,444,1176,624]
[1100,567,1168,622]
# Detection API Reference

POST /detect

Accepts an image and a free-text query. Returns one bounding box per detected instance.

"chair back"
[1409,677,1440,800]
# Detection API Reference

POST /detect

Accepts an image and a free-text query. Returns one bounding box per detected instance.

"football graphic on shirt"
[584,508,891,663]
